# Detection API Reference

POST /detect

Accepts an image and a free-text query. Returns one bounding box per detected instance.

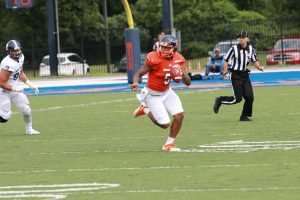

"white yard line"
[185,140,300,152]
[0,183,119,199]
[26,98,136,113]
[0,163,290,175]
[91,186,300,194]
[1,140,300,156]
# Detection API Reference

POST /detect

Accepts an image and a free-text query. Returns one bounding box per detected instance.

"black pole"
[162,0,171,34]
[47,0,58,76]
[162,0,174,35]
[280,17,284,65]
[31,32,36,77]
[103,0,111,73]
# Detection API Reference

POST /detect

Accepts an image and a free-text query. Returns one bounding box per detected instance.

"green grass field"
[1,86,300,200]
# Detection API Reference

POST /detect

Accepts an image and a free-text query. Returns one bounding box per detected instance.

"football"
[170,64,183,83]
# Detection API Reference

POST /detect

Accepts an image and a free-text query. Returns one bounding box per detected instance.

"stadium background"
[0,1,299,76]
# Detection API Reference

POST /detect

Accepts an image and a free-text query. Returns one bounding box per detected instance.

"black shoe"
[240,116,251,121]
[213,97,221,113]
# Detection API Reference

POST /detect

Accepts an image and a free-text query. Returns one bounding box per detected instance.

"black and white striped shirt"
[224,43,258,71]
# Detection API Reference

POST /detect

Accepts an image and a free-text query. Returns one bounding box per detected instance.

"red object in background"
[266,37,300,65]
[5,0,33,9]
[126,42,134,71]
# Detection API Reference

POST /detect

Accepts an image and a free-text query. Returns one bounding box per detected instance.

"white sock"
[23,115,32,130]
[25,123,32,130]
[144,107,150,114]
[165,136,175,145]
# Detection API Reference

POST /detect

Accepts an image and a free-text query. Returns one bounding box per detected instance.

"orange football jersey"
[146,51,185,92]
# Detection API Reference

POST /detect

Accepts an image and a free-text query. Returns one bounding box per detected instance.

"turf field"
[0,86,300,200]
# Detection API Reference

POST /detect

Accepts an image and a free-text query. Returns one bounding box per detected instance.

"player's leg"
[0,92,12,123]
[145,94,170,129]
[217,65,224,79]
[11,93,40,135]
[204,65,212,80]
[162,89,184,151]
[214,77,244,113]
[241,78,254,119]
[164,89,184,138]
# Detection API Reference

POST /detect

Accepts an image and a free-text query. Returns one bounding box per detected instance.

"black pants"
[219,70,254,117]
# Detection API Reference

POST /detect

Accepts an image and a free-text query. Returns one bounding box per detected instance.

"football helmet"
[158,35,177,58]
[6,40,22,59]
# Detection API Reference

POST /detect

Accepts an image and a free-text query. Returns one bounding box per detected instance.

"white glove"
[25,80,39,94]
[11,85,24,92]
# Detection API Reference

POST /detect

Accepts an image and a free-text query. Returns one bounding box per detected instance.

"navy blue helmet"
[6,40,22,58]
[6,40,21,52]
[158,35,178,58]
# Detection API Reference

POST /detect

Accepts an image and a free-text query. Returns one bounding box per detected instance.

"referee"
[213,30,264,121]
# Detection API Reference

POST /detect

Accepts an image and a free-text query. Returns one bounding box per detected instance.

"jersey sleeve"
[145,52,160,66]
[224,46,235,62]
[173,53,185,69]
[250,46,258,63]
[0,59,14,72]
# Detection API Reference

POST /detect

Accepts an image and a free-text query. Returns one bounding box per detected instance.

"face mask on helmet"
[158,35,177,58]
[6,40,22,59]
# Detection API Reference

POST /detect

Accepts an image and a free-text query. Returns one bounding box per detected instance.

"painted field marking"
[183,140,300,152]
[89,186,300,194]
[0,183,120,199]
[11,98,136,115]
[0,163,290,175]
[1,140,300,157]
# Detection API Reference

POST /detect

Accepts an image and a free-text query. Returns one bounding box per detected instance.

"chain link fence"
[1,18,298,77]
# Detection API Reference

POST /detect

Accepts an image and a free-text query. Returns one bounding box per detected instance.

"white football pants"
[0,91,31,121]
[144,88,184,125]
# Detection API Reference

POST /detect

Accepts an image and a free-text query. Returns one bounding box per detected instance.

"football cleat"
[240,116,252,121]
[133,104,148,118]
[162,143,181,152]
[213,97,222,114]
[26,128,40,135]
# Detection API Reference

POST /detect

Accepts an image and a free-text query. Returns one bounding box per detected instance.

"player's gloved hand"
[130,83,139,91]
[11,85,24,92]
[25,80,39,94]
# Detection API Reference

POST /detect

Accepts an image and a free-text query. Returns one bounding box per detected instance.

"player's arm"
[0,70,13,91]
[253,61,264,71]
[20,70,39,94]
[251,47,264,72]
[223,46,234,79]
[19,70,28,82]
[130,63,152,91]
[223,61,229,79]
[181,64,191,86]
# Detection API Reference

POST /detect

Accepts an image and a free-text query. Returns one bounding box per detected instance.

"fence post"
[280,17,284,65]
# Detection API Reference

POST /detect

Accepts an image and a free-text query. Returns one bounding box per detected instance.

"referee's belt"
[232,69,250,74]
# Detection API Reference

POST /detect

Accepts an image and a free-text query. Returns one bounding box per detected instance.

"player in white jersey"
[0,40,40,135]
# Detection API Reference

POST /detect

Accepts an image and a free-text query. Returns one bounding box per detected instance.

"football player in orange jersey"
[130,35,191,152]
